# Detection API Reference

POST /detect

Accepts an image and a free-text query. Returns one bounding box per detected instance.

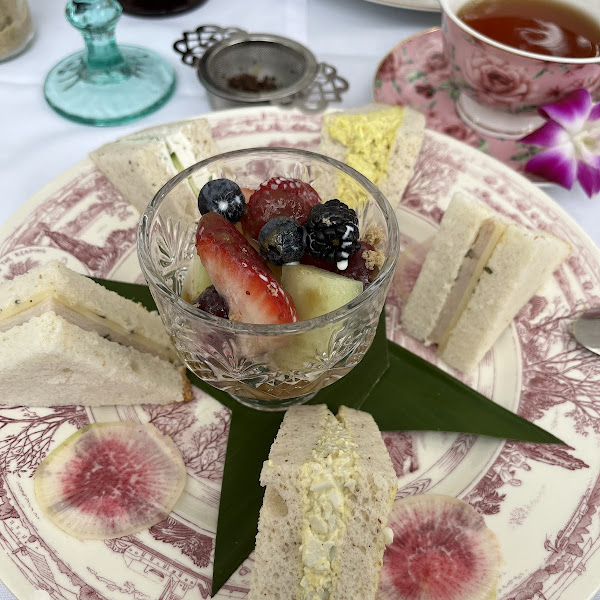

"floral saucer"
[373,28,546,182]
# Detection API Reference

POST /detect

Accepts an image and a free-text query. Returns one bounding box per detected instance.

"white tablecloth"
[1,1,599,599]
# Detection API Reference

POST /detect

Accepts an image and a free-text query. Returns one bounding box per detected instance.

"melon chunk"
[34,422,187,540]
[182,251,212,303]
[275,265,363,370]
[281,264,363,320]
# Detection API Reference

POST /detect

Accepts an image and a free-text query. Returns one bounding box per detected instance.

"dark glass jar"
[119,0,207,16]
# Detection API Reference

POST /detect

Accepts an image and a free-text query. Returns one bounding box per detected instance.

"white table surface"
[0,1,599,599]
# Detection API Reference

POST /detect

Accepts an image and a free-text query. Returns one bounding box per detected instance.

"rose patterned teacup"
[439,0,600,139]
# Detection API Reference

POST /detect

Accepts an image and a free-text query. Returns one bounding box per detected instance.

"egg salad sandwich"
[401,192,572,373]
[90,118,219,215]
[250,404,397,600]
[318,102,425,210]
[0,261,191,406]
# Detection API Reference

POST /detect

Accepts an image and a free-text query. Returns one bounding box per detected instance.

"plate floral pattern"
[0,106,599,600]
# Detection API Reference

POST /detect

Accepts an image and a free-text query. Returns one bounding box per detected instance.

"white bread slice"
[90,138,186,215]
[124,118,218,171]
[0,312,191,407]
[90,118,218,214]
[401,193,571,373]
[332,406,399,600]
[0,260,176,362]
[318,103,425,209]
[401,192,496,342]
[249,404,397,600]
[441,225,571,372]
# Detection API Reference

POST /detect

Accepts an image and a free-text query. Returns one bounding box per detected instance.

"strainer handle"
[173,25,248,67]
[279,62,350,114]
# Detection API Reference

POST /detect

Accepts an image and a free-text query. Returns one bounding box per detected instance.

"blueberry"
[258,217,306,266]
[198,178,245,223]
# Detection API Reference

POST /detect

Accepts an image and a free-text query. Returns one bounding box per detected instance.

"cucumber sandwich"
[90,118,219,215]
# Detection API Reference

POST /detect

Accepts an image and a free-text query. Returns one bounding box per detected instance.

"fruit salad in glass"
[138,148,400,410]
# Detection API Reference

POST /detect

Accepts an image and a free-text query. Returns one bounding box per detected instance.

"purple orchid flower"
[521,89,600,198]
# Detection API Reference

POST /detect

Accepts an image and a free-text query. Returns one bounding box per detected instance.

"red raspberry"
[241,177,321,240]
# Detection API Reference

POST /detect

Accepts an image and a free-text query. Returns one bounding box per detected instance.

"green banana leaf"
[93,277,564,596]
[364,343,563,442]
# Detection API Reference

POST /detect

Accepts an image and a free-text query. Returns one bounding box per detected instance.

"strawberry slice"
[196,212,297,325]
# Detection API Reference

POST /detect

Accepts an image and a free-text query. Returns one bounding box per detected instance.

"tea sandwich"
[90,118,219,214]
[250,404,397,600]
[318,103,425,211]
[401,192,572,373]
[0,261,191,406]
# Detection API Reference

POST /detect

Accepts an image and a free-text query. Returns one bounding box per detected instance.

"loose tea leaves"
[228,73,277,92]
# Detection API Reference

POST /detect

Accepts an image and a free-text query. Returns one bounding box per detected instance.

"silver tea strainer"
[174,25,349,113]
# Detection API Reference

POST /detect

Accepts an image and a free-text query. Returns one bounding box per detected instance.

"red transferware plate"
[0,106,598,600]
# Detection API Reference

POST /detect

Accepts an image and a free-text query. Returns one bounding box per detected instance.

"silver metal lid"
[174,25,349,113]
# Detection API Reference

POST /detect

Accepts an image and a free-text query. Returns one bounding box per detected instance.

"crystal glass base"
[230,391,318,411]
[44,45,176,126]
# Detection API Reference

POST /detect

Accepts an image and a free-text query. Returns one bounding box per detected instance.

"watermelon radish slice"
[34,422,186,540]
[378,494,502,600]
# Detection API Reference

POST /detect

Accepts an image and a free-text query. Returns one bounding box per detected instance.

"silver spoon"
[572,307,600,356]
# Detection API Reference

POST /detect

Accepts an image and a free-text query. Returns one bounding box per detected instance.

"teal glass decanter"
[44,0,176,126]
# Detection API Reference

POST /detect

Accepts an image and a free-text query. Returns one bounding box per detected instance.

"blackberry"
[258,217,306,266]
[305,199,360,268]
[193,285,229,319]
[198,178,245,223]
